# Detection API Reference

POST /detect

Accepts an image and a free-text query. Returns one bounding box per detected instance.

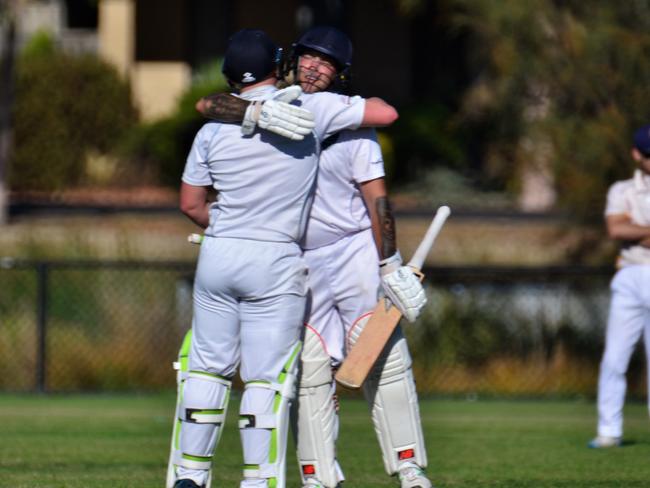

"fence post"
[36,262,48,393]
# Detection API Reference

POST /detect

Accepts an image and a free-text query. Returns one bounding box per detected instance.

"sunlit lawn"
[1,393,649,487]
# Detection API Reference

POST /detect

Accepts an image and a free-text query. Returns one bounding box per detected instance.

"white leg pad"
[168,330,214,488]
[172,358,231,488]
[297,326,344,487]
[240,342,300,488]
[349,318,427,474]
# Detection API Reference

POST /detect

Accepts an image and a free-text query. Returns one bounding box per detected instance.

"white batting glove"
[241,86,315,140]
[379,251,427,323]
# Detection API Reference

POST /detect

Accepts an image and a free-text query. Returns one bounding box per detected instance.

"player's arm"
[195,86,315,140]
[360,97,399,128]
[606,214,650,242]
[360,177,394,259]
[360,178,425,323]
[180,182,211,229]
[196,93,249,123]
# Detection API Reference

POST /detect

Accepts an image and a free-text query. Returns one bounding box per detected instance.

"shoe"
[588,435,622,448]
[303,480,340,488]
[173,480,203,488]
[398,462,433,488]
[302,480,343,488]
[302,480,322,488]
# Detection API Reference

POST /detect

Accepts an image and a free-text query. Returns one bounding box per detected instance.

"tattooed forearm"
[376,196,396,259]
[199,93,249,123]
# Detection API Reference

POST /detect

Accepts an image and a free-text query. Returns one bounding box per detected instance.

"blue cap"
[633,125,650,156]
[222,29,280,85]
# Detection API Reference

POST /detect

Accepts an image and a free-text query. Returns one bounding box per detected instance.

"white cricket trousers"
[303,228,380,364]
[178,237,307,487]
[597,264,650,438]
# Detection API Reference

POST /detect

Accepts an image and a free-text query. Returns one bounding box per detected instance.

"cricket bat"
[335,205,451,389]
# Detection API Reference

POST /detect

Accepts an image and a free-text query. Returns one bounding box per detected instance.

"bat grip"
[407,205,450,269]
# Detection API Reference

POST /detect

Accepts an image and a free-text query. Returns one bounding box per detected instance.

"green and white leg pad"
[349,319,428,475]
[240,344,300,488]
[174,370,231,486]
[297,326,344,487]
[167,330,231,488]
[167,330,198,488]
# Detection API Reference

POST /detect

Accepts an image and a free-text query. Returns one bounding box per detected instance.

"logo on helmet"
[242,72,256,83]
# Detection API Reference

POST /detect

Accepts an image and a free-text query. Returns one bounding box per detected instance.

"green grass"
[1,393,649,487]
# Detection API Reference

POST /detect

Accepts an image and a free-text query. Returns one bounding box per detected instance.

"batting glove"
[241,86,316,140]
[380,251,427,323]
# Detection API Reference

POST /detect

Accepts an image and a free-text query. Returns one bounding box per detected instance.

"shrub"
[122,61,228,186]
[386,98,469,184]
[10,32,137,191]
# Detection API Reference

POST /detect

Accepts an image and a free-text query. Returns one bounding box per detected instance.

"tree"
[449,0,650,215]
[0,0,19,224]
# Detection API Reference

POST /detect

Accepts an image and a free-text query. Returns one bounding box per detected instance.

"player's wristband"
[241,102,259,136]
[379,250,402,277]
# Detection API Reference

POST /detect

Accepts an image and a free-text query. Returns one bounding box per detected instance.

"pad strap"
[244,376,296,399]
[188,370,232,386]
[186,408,226,424]
[238,413,277,429]
[175,451,213,470]
[243,463,278,479]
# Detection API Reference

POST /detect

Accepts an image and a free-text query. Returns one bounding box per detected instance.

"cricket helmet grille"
[294,26,352,71]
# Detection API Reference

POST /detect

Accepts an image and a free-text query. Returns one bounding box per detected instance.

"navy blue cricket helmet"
[222,29,282,86]
[285,26,353,91]
[294,26,353,72]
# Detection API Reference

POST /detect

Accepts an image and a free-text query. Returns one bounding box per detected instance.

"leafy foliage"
[122,61,229,186]
[448,0,650,214]
[10,32,137,191]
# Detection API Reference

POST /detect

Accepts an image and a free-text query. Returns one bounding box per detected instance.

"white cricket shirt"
[302,128,385,250]
[182,85,365,242]
[605,169,650,266]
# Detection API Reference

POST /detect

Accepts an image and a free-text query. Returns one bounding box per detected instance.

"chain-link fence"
[1,260,644,398]
[0,260,193,392]
[407,266,646,398]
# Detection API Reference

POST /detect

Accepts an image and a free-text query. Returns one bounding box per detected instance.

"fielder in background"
[589,124,650,449]
[195,26,433,488]
[170,28,398,488]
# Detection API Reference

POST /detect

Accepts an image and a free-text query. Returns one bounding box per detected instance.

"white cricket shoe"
[302,479,334,488]
[588,435,622,448]
[398,462,433,488]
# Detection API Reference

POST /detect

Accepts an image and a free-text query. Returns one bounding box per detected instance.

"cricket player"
[589,124,650,449]
[171,29,399,488]
[191,27,432,488]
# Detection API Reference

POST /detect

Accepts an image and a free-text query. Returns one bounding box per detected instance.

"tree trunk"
[0,7,16,225]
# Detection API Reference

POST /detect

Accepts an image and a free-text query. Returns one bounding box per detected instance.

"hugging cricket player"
[168,27,402,488]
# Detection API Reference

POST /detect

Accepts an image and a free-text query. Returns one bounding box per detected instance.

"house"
[8,0,423,120]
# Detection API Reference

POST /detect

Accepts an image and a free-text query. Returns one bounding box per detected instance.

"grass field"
[2,393,649,487]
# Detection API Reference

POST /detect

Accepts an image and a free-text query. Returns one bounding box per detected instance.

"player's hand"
[379,252,427,322]
[241,86,315,140]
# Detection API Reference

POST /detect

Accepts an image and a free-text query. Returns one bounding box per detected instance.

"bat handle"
[407,205,450,269]
[188,233,204,245]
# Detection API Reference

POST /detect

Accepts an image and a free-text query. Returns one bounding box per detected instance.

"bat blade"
[335,205,451,389]
[334,304,402,389]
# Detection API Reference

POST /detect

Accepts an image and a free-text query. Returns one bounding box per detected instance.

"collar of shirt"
[633,169,650,192]
[236,85,278,101]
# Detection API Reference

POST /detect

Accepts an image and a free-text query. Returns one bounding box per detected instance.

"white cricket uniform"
[296,129,429,486]
[177,85,365,488]
[597,169,650,438]
[302,128,385,363]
